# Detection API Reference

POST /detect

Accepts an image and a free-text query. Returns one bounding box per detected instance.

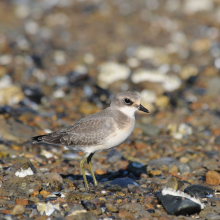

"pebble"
[157,188,204,215]
[37,202,59,216]
[105,203,119,213]
[109,177,138,188]
[0,86,24,106]
[126,161,146,177]
[206,171,220,185]
[98,62,130,88]
[81,200,96,211]
[118,210,133,219]
[11,205,25,215]
[165,177,178,190]
[184,184,214,198]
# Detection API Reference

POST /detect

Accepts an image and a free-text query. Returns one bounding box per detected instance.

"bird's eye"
[124,98,132,105]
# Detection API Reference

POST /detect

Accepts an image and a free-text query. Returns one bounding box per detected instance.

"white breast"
[83,118,135,154]
[105,118,135,149]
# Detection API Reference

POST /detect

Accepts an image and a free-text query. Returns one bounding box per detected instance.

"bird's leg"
[80,155,89,190]
[87,153,98,186]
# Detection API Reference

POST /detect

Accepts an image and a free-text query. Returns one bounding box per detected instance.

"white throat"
[118,106,137,118]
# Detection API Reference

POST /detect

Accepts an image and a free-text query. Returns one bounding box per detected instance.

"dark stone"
[157,193,202,215]
[184,184,214,198]
[126,161,147,177]
[215,136,220,145]
[147,209,155,213]
[67,68,88,86]
[109,177,138,188]
[81,200,96,211]
[22,85,44,104]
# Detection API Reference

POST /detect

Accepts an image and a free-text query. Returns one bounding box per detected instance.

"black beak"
[138,104,149,113]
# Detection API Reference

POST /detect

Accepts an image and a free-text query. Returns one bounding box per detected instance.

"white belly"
[87,119,135,153]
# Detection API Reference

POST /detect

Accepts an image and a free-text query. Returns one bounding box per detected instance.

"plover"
[32,91,149,189]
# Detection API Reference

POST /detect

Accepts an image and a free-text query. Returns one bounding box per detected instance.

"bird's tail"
[32,134,46,143]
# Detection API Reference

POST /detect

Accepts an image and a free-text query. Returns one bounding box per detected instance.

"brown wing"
[32,116,115,147]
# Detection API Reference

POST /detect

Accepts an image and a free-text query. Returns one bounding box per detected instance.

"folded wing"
[32,117,115,147]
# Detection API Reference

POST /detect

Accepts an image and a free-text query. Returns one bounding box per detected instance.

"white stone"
[54,51,66,65]
[41,150,54,159]
[127,57,140,68]
[0,55,12,65]
[139,90,157,103]
[0,75,12,89]
[98,62,130,87]
[84,53,95,64]
[184,0,213,15]
[15,167,34,178]
[15,5,30,19]
[24,20,39,35]
[53,89,65,98]
[162,75,181,92]
[37,202,60,216]
[131,68,166,84]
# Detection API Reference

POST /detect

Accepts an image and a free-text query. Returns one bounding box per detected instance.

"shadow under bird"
[32,91,149,189]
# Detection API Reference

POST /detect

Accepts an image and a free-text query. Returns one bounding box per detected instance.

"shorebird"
[32,91,149,189]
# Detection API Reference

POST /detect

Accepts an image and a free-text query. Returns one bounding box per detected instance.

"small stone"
[90,207,102,216]
[133,210,152,219]
[109,177,138,188]
[66,213,98,220]
[0,86,24,106]
[128,184,152,195]
[118,210,133,219]
[127,162,147,177]
[98,61,130,88]
[81,200,96,211]
[180,65,198,80]
[155,96,169,109]
[95,169,106,175]
[46,172,63,184]
[165,177,178,190]
[147,157,177,167]
[206,171,220,185]
[120,203,143,213]
[16,198,29,206]
[11,205,25,215]
[106,203,119,213]
[175,162,192,174]
[205,212,220,220]
[184,184,214,198]
[169,165,178,173]
[215,136,220,145]
[150,170,162,176]
[40,190,51,198]
[67,205,87,216]
[37,202,59,216]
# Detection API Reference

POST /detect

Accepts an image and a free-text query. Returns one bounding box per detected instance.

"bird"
[32,91,149,189]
